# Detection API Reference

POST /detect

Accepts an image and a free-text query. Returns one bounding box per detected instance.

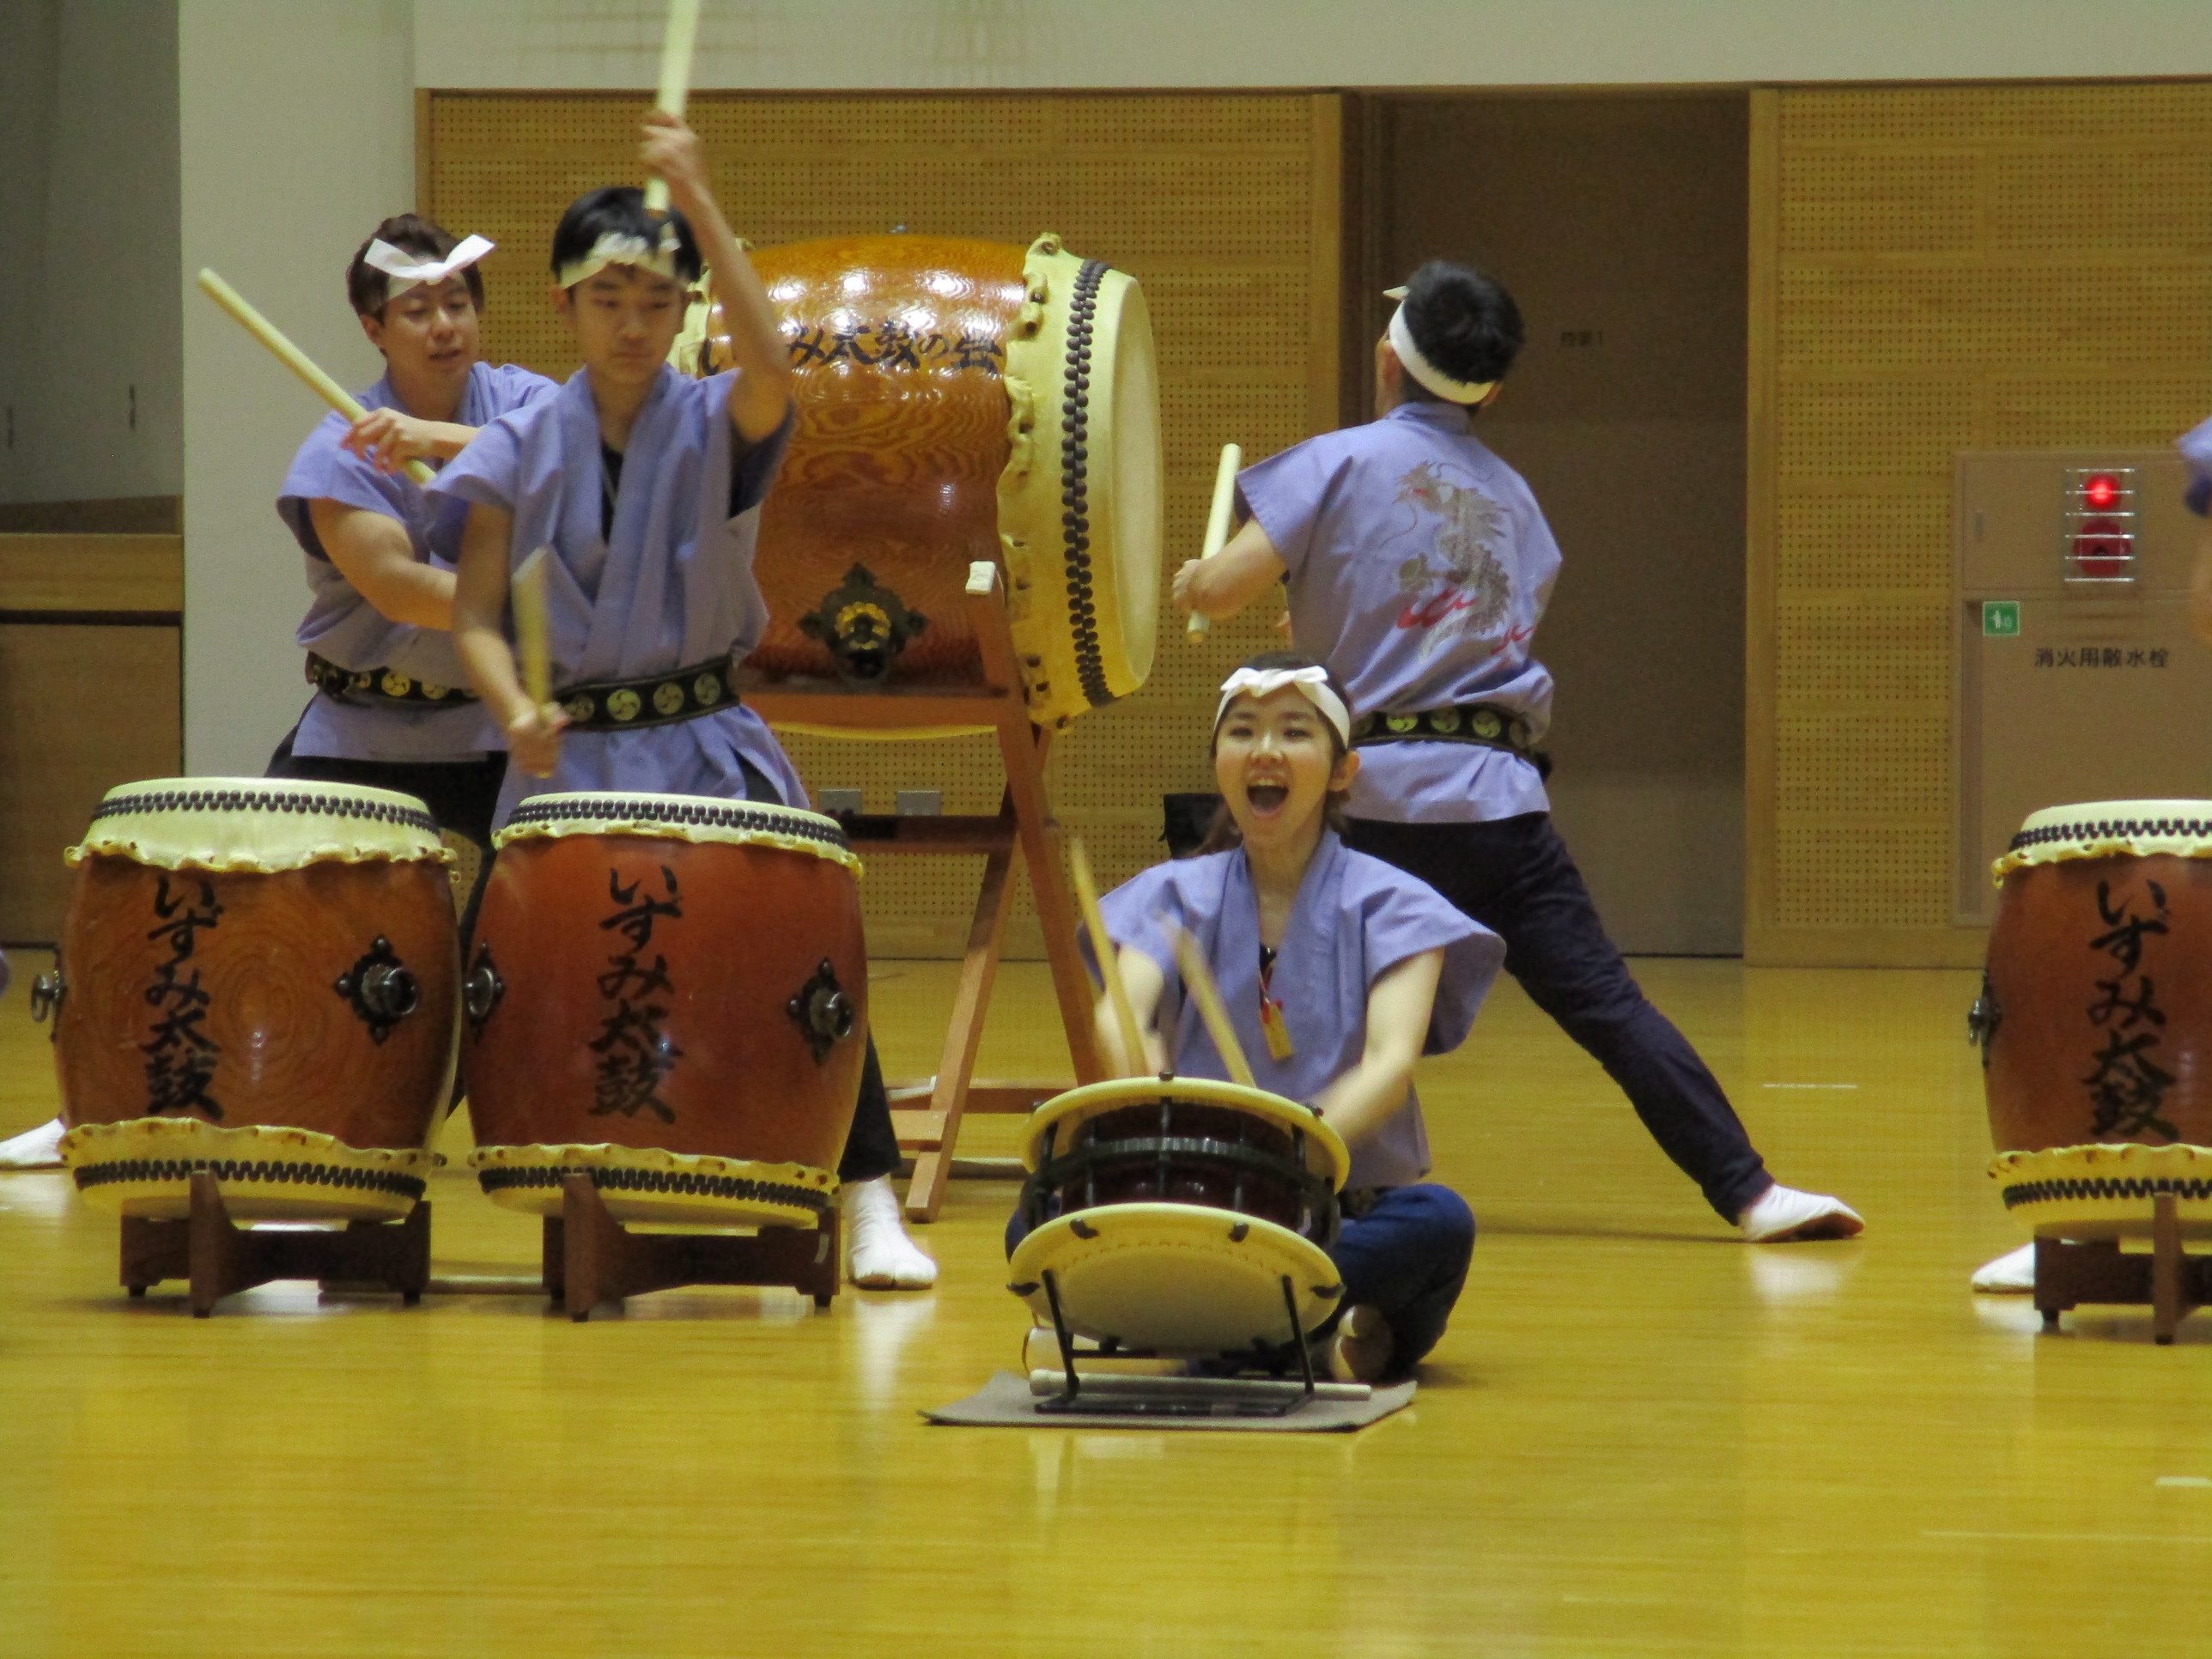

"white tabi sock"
[842,1176,938,1290]
[0,1116,64,1170]
[1737,1182,1865,1243]
[1970,1243,2039,1293]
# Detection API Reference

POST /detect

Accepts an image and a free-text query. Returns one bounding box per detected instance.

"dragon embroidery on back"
[1392,459,1512,660]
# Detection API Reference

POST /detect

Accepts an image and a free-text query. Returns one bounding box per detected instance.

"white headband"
[556,225,684,290]
[1382,284,1497,406]
[1214,665,1352,748]
[364,234,494,299]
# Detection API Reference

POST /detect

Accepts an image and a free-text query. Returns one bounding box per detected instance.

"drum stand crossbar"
[2035,1195,2212,1345]
[1030,1268,1364,1419]
[744,563,1105,1223]
[118,1171,431,1317]
[541,1172,839,1321]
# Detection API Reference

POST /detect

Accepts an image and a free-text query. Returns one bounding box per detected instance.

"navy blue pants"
[1006,1182,1475,1380]
[1345,811,1771,1222]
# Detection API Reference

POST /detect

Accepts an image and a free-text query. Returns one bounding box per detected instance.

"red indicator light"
[2084,471,2121,510]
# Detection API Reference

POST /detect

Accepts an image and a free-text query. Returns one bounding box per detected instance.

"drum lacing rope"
[475,1163,831,1214]
[90,787,438,836]
[501,796,851,854]
[2008,817,2212,853]
[1059,258,1113,710]
[2002,1175,2212,1208]
[72,1157,427,1201]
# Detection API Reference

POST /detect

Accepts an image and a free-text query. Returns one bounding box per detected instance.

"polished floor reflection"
[2,953,2204,1658]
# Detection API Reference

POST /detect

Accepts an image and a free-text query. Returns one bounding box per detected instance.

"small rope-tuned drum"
[45,778,457,1221]
[1978,800,2212,1237]
[1008,1077,1350,1355]
[683,233,1163,732]
[461,793,867,1229]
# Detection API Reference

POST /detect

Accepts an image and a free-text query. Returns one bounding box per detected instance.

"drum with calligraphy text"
[1007,1078,1350,1354]
[43,779,456,1221]
[460,793,866,1229]
[1978,800,2212,1237]
[677,233,1163,732]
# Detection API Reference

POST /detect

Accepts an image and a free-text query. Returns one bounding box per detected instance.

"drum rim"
[70,777,449,870]
[58,1116,436,1220]
[1020,1075,1348,1188]
[491,791,859,868]
[1995,799,2212,882]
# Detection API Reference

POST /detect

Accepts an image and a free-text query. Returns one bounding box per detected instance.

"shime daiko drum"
[1008,1077,1350,1355]
[679,233,1163,730]
[1978,800,2212,1237]
[45,779,456,1220]
[461,794,866,1228]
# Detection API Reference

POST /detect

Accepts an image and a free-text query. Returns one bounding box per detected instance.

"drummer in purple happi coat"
[1012,655,1503,1381]
[1176,259,1861,1244]
[434,112,934,1290]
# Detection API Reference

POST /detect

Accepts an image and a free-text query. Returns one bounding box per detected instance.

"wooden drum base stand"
[744,563,1105,1222]
[118,1170,431,1318]
[2035,1196,2212,1344]
[541,1173,839,1322]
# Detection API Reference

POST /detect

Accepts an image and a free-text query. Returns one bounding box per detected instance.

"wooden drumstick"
[1170,924,1257,1089]
[196,269,434,486]
[513,546,553,708]
[1068,837,1146,1077]
[1185,441,1243,642]
[642,0,702,214]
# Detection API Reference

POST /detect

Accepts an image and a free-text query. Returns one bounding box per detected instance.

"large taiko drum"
[461,793,867,1229]
[1008,1078,1350,1354]
[682,233,1163,731]
[1979,800,2212,1237]
[44,779,457,1220]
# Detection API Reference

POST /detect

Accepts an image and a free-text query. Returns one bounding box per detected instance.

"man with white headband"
[0,215,553,1170]
[433,112,935,1290]
[1174,260,1863,1244]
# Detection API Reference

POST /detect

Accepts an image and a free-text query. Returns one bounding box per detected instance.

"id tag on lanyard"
[1259,993,1296,1062]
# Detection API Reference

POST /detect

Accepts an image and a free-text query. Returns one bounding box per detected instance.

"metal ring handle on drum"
[28,965,64,1025]
[333,936,420,1046]
[464,942,506,1037]
[786,958,857,1065]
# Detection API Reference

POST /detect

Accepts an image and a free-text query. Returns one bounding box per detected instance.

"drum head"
[1993,1144,2212,1241]
[468,1143,837,1230]
[491,791,858,867]
[60,1118,433,1223]
[1008,1203,1344,1354]
[1995,799,2212,881]
[71,776,447,873]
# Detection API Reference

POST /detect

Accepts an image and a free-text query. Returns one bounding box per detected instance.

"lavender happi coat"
[278,361,555,761]
[429,364,807,822]
[1091,831,1504,1190]
[1237,400,1563,823]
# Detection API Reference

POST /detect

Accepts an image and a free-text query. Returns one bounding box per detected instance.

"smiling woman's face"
[1212,686,1357,850]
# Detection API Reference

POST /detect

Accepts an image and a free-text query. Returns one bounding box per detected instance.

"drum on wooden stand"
[1008,1077,1350,1355]
[681,233,1164,731]
[1978,800,2212,1237]
[44,779,457,1220]
[461,793,867,1229]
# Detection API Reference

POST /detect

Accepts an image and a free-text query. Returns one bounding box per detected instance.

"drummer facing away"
[431,113,933,1289]
[1175,260,1861,1243]
[1013,656,1504,1382]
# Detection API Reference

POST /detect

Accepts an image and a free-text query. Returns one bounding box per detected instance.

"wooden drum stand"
[744,564,1104,1220]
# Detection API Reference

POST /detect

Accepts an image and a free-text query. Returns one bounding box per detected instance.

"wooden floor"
[2,951,2207,1657]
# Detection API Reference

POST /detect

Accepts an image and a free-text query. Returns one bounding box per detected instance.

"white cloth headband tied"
[1214,665,1352,748]
[556,225,684,290]
[1382,283,1497,406]
[364,234,494,299]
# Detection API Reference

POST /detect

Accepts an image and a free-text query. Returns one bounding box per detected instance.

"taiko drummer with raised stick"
[0,225,551,1171]
[1010,654,1509,1381]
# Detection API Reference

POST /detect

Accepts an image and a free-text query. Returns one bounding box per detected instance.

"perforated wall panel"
[1771,82,2212,931]
[426,91,1334,955]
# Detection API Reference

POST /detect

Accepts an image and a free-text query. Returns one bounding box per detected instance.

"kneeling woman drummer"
[1012,653,1504,1381]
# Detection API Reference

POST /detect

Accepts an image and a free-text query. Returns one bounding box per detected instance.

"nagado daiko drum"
[1008,1077,1350,1355]
[461,793,867,1229]
[1978,800,2212,1237]
[45,779,457,1220]
[680,233,1164,731]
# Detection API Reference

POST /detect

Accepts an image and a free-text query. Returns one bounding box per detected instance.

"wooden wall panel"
[0,624,183,943]
[1750,82,2212,965]
[424,90,1339,957]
